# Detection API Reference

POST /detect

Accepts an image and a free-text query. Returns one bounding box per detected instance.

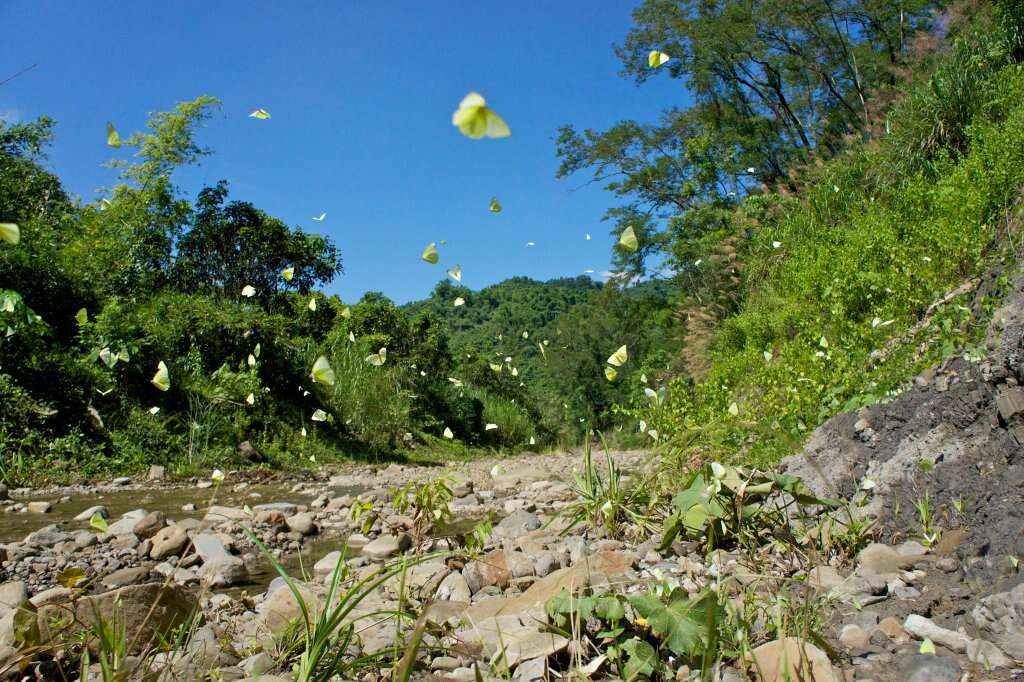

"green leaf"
[621,637,657,681]
[628,589,709,659]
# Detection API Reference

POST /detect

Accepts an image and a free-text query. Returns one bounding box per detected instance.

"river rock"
[745,637,835,682]
[256,581,322,636]
[971,581,1024,658]
[286,512,317,536]
[107,509,148,535]
[73,505,108,522]
[147,465,166,480]
[133,511,166,540]
[198,556,248,588]
[203,505,248,523]
[857,543,915,576]
[38,583,194,655]
[150,525,189,560]
[0,582,27,616]
[464,549,511,593]
[902,654,960,682]
[27,501,51,514]
[967,638,1012,668]
[361,533,411,561]
[495,510,541,539]
[437,571,471,602]
[903,614,971,653]
[314,551,344,580]
[101,566,153,588]
[253,502,297,516]
[192,533,232,563]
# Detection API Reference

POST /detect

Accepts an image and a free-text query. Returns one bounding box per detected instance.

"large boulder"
[38,583,195,655]
[256,582,322,636]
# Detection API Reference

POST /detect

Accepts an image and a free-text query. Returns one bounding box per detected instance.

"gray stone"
[111,476,131,486]
[202,505,248,523]
[902,654,960,682]
[198,556,248,588]
[972,581,1024,658]
[147,465,166,481]
[252,502,297,516]
[857,543,914,576]
[0,582,27,617]
[27,501,51,514]
[132,511,166,540]
[839,624,872,655]
[437,571,471,602]
[496,509,542,536]
[150,525,189,560]
[286,512,317,536]
[192,533,232,564]
[997,387,1024,421]
[313,551,344,580]
[361,533,411,561]
[73,505,108,522]
[967,638,1012,669]
[430,656,460,671]
[106,509,147,535]
[903,614,970,653]
[534,551,560,578]
[514,657,546,682]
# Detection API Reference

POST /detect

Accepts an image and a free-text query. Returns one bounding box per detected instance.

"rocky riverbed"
[0,440,1020,681]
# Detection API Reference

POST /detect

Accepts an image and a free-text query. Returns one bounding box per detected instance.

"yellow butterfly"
[308,297,317,311]
[249,109,271,120]
[106,122,121,148]
[421,242,439,264]
[347,331,355,342]
[76,308,88,325]
[607,345,628,367]
[365,347,387,366]
[282,267,294,282]
[454,297,465,307]
[0,223,19,245]
[248,354,256,367]
[489,197,502,213]
[241,285,256,297]
[604,366,618,381]
[728,402,739,416]
[448,265,462,282]
[151,361,170,391]
[148,406,160,415]
[452,92,511,139]
[489,363,503,373]
[89,511,108,533]
[485,423,498,431]
[245,392,255,405]
[211,469,225,482]
[443,426,454,439]
[254,343,261,358]
[341,306,351,319]
[619,227,638,252]
[648,51,670,68]
[310,355,335,385]
[311,409,328,422]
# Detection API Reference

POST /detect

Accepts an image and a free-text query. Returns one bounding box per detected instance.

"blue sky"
[1,1,683,303]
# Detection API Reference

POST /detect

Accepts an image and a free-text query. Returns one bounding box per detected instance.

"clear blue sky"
[1,1,683,303]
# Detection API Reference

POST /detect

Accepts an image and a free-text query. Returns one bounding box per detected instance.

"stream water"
[2,481,368,592]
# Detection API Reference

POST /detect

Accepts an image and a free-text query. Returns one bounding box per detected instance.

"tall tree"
[174,180,342,296]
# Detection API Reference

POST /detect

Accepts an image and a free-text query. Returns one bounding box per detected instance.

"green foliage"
[390,477,454,544]
[545,586,730,681]
[175,180,342,296]
[642,25,1024,469]
[559,437,652,538]
[659,462,839,553]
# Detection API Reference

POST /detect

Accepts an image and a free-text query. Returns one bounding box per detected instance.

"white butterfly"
[526,241,535,247]
[312,213,326,221]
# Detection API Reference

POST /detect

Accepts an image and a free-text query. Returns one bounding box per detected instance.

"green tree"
[174,180,343,296]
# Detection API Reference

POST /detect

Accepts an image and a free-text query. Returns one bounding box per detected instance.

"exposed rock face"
[782,271,1024,564]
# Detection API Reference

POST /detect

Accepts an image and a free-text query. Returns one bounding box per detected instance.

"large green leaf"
[628,589,708,659]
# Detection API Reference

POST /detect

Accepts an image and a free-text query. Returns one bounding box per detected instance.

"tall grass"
[317,342,413,452]
[468,387,533,447]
